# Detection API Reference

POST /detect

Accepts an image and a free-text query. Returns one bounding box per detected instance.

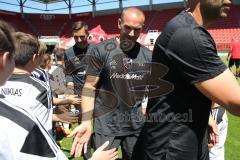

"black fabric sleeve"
[86,44,104,76]
[167,26,227,84]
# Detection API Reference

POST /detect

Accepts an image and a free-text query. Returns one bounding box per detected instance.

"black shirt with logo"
[64,43,95,92]
[133,11,227,160]
[87,38,152,136]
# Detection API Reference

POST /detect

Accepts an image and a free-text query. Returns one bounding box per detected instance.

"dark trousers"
[94,132,139,160]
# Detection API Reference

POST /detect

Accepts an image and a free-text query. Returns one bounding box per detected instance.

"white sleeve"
[0,131,14,160]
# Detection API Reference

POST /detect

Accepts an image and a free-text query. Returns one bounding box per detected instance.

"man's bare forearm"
[81,84,96,122]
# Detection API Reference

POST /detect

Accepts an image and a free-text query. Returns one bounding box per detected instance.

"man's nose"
[129,29,135,36]
[225,0,232,5]
[77,37,83,42]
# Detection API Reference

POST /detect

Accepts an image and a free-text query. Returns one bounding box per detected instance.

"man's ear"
[0,51,10,69]
[118,18,122,30]
[32,53,39,66]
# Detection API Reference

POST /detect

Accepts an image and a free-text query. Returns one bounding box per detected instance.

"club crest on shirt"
[110,60,118,69]
[104,41,117,52]
[74,57,80,65]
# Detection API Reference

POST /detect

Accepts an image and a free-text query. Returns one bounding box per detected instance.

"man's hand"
[67,122,92,157]
[90,141,118,160]
[208,115,219,147]
[56,105,69,113]
[66,95,81,105]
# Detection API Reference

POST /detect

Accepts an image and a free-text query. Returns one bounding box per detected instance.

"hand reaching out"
[56,105,69,113]
[90,141,118,160]
[66,95,81,105]
[67,122,92,157]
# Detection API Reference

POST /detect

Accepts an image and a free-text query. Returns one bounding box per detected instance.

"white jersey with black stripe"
[211,106,226,125]
[0,97,68,160]
[0,73,53,134]
[31,68,53,110]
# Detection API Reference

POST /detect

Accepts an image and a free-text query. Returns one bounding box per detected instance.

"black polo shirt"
[133,11,227,160]
[86,38,152,136]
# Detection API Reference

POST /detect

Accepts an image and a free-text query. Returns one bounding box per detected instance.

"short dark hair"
[53,48,65,61]
[40,53,51,69]
[13,32,40,66]
[0,20,15,57]
[72,21,89,34]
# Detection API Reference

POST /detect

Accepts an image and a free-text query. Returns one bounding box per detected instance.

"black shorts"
[132,130,209,160]
[228,58,240,68]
